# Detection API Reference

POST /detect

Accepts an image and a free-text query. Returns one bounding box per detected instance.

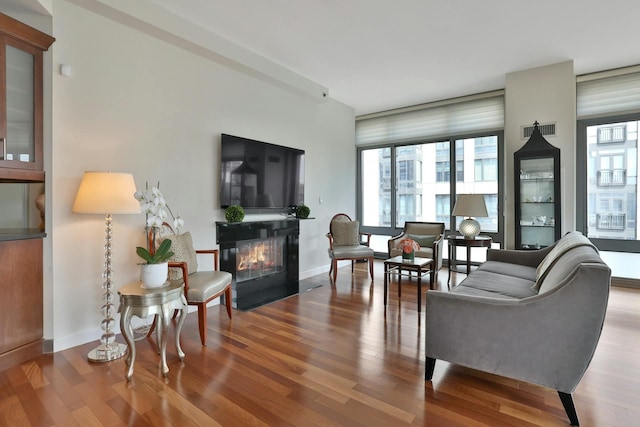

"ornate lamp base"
[88,342,127,363]
[459,217,481,239]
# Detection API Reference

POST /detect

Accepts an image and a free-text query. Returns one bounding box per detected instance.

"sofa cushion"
[332,220,360,246]
[477,260,537,282]
[452,270,538,299]
[409,234,436,248]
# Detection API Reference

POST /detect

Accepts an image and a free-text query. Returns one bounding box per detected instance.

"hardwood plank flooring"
[1,261,639,426]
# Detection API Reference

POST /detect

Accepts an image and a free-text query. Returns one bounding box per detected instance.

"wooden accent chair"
[151,223,232,346]
[326,213,374,283]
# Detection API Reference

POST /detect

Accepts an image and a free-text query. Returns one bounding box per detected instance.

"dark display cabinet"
[514,122,561,249]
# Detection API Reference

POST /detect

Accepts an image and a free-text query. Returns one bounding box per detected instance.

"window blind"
[356,92,504,146]
[577,68,640,119]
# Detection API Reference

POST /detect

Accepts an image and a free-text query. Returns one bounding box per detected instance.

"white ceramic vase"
[140,262,168,288]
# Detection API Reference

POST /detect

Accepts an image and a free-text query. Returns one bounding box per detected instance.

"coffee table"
[383,256,433,313]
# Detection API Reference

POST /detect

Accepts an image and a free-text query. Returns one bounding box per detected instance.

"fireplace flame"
[237,242,276,271]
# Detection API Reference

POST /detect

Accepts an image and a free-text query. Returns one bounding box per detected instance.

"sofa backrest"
[537,245,607,294]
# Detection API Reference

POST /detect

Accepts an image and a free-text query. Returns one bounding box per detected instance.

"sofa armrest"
[486,245,553,267]
[426,262,610,393]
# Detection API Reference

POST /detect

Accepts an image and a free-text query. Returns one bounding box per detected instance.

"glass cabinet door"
[0,35,44,174]
[4,43,35,164]
[518,158,557,248]
[514,122,561,249]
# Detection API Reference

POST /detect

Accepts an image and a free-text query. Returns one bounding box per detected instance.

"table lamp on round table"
[72,171,140,362]
[452,194,488,239]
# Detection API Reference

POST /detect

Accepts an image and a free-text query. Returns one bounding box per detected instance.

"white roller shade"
[356,93,504,146]
[577,70,640,119]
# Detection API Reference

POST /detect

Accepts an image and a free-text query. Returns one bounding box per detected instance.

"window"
[358,133,502,253]
[598,125,626,144]
[436,160,449,182]
[356,92,504,254]
[577,118,639,248]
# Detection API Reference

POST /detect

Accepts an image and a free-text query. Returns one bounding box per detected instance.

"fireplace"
[216,219,299,310]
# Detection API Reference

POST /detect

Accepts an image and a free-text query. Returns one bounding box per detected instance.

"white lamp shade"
[72,171,140,214]
[452,194,488,218]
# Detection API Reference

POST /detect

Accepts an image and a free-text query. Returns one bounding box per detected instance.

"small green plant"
[225,205,245,222]
[295,204,310,219]
[136,239,174,264]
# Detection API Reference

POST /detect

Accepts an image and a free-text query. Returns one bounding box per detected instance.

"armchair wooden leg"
[558,391,580,426]
[224,285,232,319]
[425,357,436,381]
[197,304,207,346]
[368,257,374,280]
[332,259,338,283]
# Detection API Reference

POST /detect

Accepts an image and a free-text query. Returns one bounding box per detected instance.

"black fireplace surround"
[216,219,299,310]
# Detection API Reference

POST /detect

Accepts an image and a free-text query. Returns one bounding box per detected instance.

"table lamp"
[452,194,488,239]
[72,171,140,362]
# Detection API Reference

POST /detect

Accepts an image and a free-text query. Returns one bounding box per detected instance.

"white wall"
[48,0,355,351]
[504,61,576,249]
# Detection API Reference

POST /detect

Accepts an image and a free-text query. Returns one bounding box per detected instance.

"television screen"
[220,134,305,210]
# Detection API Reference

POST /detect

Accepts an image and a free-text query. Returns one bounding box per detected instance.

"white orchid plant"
[134,183,184,263]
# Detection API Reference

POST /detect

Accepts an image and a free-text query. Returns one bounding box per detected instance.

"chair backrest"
[403,222,445,238]
[329,213,353,236]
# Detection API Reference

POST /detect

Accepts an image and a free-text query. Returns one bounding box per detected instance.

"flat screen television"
[220,134,305,211]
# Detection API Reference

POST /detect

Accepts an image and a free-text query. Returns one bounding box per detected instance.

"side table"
[383,256,433,313]
[118,281,188,380]
[446,235,492,286]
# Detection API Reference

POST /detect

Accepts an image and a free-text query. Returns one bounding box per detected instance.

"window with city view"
[359,135,501,254]
[584,120,638,242]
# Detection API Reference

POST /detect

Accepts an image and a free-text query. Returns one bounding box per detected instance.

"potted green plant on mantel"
[295,204,310,219]
[225,205,245,223]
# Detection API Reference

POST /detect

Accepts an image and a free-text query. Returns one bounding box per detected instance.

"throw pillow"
[332,220,360,246]
[158,232,198,280]
[408,234,436,248]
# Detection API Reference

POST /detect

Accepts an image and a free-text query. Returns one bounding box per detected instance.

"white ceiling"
[6,0,640,116]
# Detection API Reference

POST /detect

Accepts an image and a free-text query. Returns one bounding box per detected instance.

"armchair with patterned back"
[152,223,232,346]
[388,222,445,283]
[326,213,374,283]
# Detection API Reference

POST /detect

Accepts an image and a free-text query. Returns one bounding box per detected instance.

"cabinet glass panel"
[5,45,34,163]
[519,158,556,248]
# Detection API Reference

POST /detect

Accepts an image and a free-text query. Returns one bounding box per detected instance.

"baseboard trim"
[0,340,43,372]
[612,277,640,288]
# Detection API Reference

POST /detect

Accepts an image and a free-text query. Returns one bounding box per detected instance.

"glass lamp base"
[87,342,127,363]
[459,218,480,239]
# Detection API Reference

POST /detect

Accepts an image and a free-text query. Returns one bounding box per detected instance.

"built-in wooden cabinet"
[0,238,43,371]
[0,12,54,182]
[0,13,53,370]
[514,122,561,249]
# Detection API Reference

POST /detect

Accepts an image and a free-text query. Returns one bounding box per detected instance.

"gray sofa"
[425,231,611,426]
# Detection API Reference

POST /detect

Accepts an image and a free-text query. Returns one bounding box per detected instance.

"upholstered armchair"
[327,213,374,283]
[388,222,445,283]
[154,224,232,346]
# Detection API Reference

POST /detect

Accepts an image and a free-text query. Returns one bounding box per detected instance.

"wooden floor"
[1,261,639,426]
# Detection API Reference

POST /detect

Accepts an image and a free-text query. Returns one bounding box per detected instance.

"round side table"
[118,281,188,380]
[446,235,492,286]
